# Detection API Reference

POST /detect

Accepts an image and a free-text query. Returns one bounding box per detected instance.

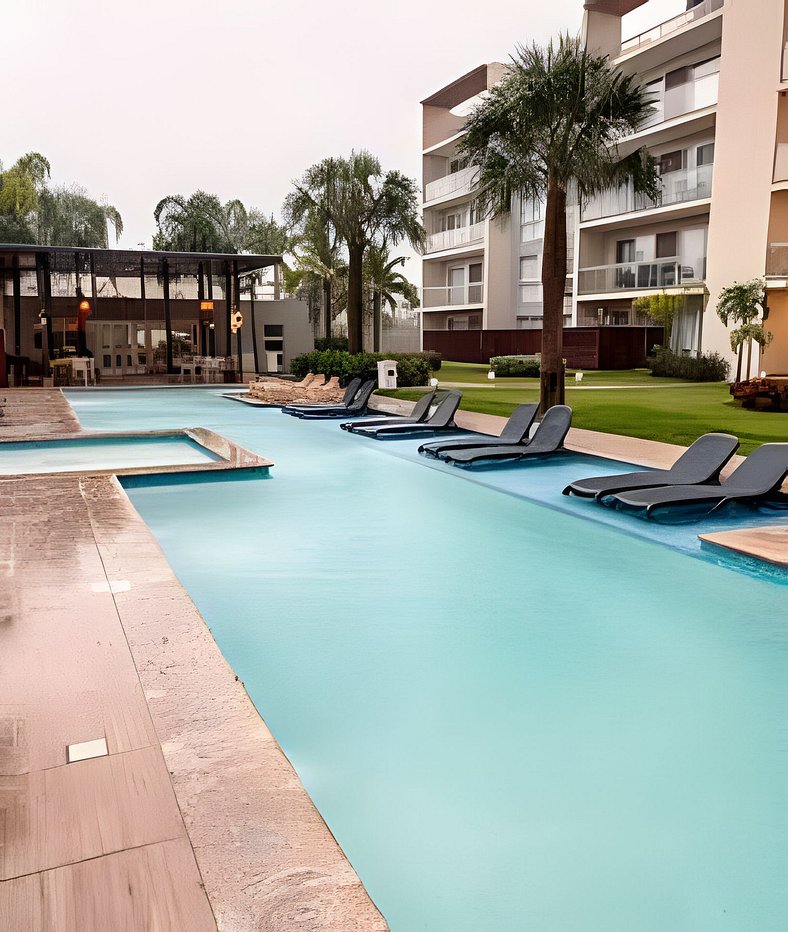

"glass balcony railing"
[426,222,485,253]
[620,0,724,54]
[766,243,788,276]
[424,166,477,203]
[422,284,483,308]
[577,257,705,295]
[583,163,713,222]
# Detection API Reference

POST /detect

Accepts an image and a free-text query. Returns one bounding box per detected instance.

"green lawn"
[382,362,788,455]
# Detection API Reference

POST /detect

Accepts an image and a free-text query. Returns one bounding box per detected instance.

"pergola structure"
[0,245,281,379]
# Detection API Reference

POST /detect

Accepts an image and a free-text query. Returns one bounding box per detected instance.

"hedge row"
[290,350,432,387]
[490,355,541,377]
[649,347,730,382]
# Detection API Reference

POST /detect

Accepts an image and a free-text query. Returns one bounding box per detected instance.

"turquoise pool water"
[66,389,788,931]
[0,433,220,475]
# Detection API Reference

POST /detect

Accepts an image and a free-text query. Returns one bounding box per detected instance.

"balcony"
[422,283,483,308]
[424,166,477,203]
[582,163,713,222]
[578,257,705,295]
[425,221,485,254]
[774,144,788,184]
[620,0,724,55]
[766,243,788,277]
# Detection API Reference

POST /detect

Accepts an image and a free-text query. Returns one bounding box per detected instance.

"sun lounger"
[281,378,362,413]
[288,379,376,419]
[562,432,740,499]
[610,442,788,516]
[418,403,539,458]
[340,390,436,432]
[350,391,461,438]
[440,405,572,466]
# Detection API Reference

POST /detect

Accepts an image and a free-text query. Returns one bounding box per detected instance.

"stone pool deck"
[0,389,386,931]
[1,388,784,930]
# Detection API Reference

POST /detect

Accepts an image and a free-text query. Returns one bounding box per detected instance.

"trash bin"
[377,360,398,389]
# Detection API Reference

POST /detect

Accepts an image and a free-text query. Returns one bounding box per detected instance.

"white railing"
[426,221,485,253]
[422,284,483,308]
[583,163,713,221]
[424,166,477,202]
[620,0,724,54]
[578,257,705,295]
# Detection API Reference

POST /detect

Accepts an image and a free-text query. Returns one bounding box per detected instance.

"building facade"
[421,0,788,374]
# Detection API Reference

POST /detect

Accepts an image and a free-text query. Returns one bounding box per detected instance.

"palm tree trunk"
[323,278,332,340]
[373,290,382,353]
[347,244,365,354]
[746,336,754,381]
[540,177,567,413]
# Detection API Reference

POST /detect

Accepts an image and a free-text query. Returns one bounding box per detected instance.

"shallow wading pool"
[66,388,788,932]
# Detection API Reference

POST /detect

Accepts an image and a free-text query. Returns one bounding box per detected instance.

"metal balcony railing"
[426,222,485,253]
[577,257,705,295]
[620,0,724,54]
[422,284,484,308]
[424,166,477,203]
[583,163,713,222]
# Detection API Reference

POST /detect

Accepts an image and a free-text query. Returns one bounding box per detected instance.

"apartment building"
[421,0,788,373]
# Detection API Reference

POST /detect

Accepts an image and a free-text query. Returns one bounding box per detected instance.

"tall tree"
[286,151,424,353]
[462,36,659,411]
[38,185,123,247]
[0,151,51,242]
[364,244,419,351]
[153,191,243,252]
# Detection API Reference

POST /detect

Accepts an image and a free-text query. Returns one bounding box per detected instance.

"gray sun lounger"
[281,377,361,414]
[440,405,572,466]
[351,391,461,438]
[291,379,376,419]
[418,403,539,458]
[340,389,436,432]
[611,442,788,516]
[562,432,740,499]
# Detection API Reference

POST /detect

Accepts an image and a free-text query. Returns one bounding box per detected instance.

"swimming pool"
[0,433,221,475]
[66,388,788,931]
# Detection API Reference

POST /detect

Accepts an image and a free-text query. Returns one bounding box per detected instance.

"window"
[665,66,692,90]
[520,255,539,280]
[264,340,282,351]
[103,354,111,368]
[659,150,683,174]
[468,263,483,302]
[520,199,541,224]
[449,156,469,174]
[656,232,678,259]
[697,143,715,165]
[264,324,283,337]
[616,240,636,263]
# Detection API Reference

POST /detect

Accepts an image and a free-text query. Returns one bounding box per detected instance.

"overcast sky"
[4,0,682,273]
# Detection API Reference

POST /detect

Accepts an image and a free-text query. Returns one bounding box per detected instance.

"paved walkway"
[0,389,386,931]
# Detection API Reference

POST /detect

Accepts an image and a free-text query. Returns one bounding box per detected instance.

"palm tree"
[462,36,659,411]
[153,191,243,252]
[286,151,424,353]
[364,244,419,352]
[38,185,123,247]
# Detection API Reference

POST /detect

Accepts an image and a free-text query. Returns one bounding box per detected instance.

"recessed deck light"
[67,737,108,763]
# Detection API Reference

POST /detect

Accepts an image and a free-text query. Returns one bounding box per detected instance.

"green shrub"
[290,350,430,387]
[416,350,442,371]
[490,355,541,377]
[314,336,349,352]
[649,347,730,382]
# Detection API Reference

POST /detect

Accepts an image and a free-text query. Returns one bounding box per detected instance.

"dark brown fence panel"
[424,327,665,369]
